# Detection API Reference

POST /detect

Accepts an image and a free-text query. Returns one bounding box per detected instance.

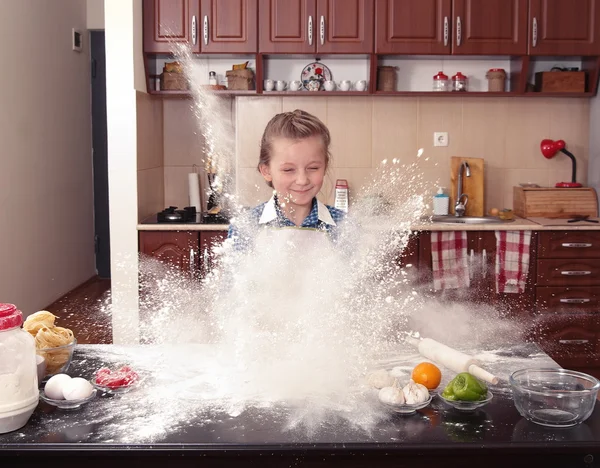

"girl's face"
[259,136,327,211]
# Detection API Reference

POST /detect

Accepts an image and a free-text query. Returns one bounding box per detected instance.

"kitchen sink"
[431,215,514,224]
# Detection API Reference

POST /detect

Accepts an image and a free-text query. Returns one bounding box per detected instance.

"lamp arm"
[559,148,577,183]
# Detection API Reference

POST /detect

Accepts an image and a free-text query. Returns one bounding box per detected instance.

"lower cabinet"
[139,230,227,278]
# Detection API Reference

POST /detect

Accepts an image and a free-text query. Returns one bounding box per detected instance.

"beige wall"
[87,0,104,29]
[0,0,95,313]
[235,96,590,212]
[137,92,165,221]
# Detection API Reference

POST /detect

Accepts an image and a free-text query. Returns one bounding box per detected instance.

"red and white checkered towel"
[495,230,532,294]
[431,231,470,290]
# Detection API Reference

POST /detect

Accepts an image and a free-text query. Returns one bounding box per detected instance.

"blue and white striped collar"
[258,195,336,226]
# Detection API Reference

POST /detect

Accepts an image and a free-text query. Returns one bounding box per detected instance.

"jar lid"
[452,72,467,80]
[0,303,23,330]
[433,71,448,80]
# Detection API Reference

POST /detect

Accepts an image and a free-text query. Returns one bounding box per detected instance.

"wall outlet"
[434,132,449,147]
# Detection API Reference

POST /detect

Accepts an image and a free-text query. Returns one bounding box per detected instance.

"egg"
[44,373,72,400]
[62,377,94,401]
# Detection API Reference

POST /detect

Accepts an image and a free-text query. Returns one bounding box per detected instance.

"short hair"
[258,109,331,187]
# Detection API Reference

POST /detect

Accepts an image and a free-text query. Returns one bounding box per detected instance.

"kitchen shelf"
[147,90,257,98]
[262,91,369,96]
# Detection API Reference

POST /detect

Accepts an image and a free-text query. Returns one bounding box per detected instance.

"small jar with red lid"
[452,72,468,92]
[433,71,449,92]
[0,303,39,434]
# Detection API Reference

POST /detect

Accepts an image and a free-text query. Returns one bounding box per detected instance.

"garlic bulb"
[378,385,405,406]
[402,379,429,404]
[367,369,395,389]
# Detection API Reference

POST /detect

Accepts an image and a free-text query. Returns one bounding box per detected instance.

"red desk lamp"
[540,139,583,188]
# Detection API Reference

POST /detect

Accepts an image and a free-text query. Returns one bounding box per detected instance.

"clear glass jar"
[0,304,39,434]
[433,71,449,92]
[209,71,217,86]
[452,72,468,92]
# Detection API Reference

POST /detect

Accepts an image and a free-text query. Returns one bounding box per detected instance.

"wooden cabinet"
[452,0,528,55]
[529,0,600,55]
[144,0,258,54]
[143,0,201,53]
[375,0,527,55]
[259,0,374,53]
[200,0,258,53]
[139,230,226,278]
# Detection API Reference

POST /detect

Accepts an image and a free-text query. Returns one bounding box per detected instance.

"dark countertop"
[2,344,600,467]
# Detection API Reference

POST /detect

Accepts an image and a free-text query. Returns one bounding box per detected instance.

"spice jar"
[486,68,507,92]
[209,71,217,86]
[377,66,397,91]
[433,71,449,92]
[0,304,39,434]
[452,72,468,92]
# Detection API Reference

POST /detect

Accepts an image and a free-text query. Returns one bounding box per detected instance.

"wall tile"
[462,98,508,167]
[163,100,206,167]
[327,97,372,168]
[505,99,551,169]
[372,98,418,166]
[236,97,282,168]
[236,167,273,207]
[137,167,164,222]
[164,166,208,209]
[137,93,163,171]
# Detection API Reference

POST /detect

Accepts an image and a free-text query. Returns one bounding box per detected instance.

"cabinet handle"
[192,15,197,45]
[320,15,325,46]
[443,16,449,47]
[456,16,461,46]
[482,249,487,279]
[561,242,593,248]
[559,298,591,304]
[532,17,537,47]
[189,249,196,278]
[203,15,208,45]
[469,248,474,279]
[559,339,589,345]
[308,15,313,46]
[560,270,592,276]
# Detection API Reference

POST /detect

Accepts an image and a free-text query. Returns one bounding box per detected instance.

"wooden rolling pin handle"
[468,364,499,385]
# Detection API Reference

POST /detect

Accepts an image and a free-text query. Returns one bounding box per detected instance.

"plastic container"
[0,304,39,434]
[509,368,600,427]
[452,72,468,92]
[433,71,449,92]
[486,68,506,92]
[433,188,450,215]
[334,179,349,212]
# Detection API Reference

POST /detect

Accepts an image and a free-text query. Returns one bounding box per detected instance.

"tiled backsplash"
[137,94,590,218]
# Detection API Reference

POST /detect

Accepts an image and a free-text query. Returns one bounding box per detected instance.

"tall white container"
[433,188,449,215]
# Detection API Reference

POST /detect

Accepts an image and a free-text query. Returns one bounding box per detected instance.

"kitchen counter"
[138,213,229,231]
[2,344,600,467]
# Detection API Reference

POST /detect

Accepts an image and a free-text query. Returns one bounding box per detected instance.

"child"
[228,109,345,249]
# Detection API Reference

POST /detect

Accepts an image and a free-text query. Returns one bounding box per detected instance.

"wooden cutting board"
[450,156,485,217]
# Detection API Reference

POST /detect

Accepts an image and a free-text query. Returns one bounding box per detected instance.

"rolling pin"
[406,337,499,385]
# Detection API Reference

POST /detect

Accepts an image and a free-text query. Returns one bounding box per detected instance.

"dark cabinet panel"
[452,0,528,55]
[529,0,600,55]
[538,231,600,259]
[199,231,227,277]
[259,0,316,53]
[375,0,451,54]
[143,0,201,53]
[200,0,258,53]
[316,0,374,53]
[139,231,199,272]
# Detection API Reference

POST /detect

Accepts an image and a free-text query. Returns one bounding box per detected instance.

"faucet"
[455,161,471,217]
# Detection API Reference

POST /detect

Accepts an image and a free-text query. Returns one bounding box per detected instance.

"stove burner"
[157,206,197,223]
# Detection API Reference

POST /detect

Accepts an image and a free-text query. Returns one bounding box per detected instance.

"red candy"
[95,365,139,389]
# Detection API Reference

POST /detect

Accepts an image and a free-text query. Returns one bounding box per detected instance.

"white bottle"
[433,187,449,215]
[334,179,349,212]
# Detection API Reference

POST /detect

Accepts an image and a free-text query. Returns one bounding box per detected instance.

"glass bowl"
[439,391,493,412]
[381,394,433,415]
[91,379,139,395]
[37,338,77,378]
[40,389,96,409]
[509,368,600,427]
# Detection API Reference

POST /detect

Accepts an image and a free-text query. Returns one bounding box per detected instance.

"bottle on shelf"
[433,72,449,92]
[334,179,349,212]
[452,72,468,92]
[433,188,449,215]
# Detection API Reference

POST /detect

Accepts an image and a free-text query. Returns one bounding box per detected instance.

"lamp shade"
[541,139,566,159]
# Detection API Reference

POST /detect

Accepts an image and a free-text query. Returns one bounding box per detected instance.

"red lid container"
[452,72,467,81]
[433,71,449,81]
[0,303,23,330]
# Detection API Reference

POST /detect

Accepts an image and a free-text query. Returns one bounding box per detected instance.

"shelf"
[147,90,257,98]
[262,91,369,96]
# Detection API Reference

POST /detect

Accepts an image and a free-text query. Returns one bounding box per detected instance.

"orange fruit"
[412,362,442,390]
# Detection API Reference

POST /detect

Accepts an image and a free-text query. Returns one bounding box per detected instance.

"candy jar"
[433,71,449,92]
[452,72,468,92]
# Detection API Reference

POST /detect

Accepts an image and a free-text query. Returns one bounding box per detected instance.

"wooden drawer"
[529,315,600,367]
[536,286,600,314]
[537,259,600,286]
[538,231,600,259]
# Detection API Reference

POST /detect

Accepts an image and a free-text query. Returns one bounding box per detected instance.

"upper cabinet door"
[529,0,600,55]
[452,0,527,55]
[143,0,201,53]
[375,0,451,54]
[259,0,317,53]
[316,0,374,53]
[200,0,258,53]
